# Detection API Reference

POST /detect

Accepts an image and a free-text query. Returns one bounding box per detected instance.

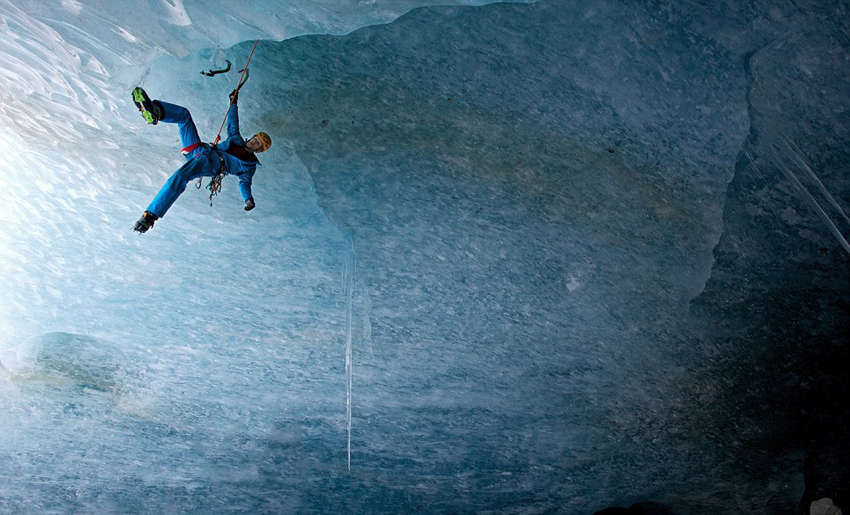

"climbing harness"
[193,39,260,203]
[200,59,232,77]
[182,142,202,156]
[189,144,225,205]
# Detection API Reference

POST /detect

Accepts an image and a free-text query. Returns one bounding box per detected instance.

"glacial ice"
[1,1,848,514]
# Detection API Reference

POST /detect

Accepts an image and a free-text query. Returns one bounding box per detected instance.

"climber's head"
[246,132,272,153]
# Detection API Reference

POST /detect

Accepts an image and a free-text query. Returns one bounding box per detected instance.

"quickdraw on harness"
[192,40,259,204]
[186,143,226,205]
[207,151,226,206]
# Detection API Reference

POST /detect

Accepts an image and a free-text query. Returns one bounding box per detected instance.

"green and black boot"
[133,211,159,234]
[132,87,163,125]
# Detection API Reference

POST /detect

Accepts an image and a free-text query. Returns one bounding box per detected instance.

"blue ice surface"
[1,0,849,513]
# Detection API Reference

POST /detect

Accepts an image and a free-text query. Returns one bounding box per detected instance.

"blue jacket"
[214,105,261,201]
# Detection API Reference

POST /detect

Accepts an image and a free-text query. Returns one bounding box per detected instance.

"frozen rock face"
[0,0,848,513]
[684,3,850,507]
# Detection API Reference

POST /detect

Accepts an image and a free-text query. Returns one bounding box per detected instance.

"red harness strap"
[181,142,203,155]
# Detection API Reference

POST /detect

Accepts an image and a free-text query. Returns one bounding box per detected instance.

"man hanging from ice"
[130,87,272,234]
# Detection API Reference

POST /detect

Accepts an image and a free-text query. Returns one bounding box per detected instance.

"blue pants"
[146,101,219,217]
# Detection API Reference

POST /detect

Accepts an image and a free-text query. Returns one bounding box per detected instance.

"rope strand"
[197,39,260,200]
[214,39,259,145]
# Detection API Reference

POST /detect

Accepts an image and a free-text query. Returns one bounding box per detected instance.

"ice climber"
[131,87,272,234]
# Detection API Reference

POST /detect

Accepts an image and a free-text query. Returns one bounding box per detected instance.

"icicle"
[343,248,356,471]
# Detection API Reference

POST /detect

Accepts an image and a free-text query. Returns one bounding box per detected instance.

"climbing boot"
[133,211,159,234]
[132,87,163,125]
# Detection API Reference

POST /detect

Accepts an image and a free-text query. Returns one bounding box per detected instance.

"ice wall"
[0,0,517,349]
[1,0,849,514]
[267,2,757,511]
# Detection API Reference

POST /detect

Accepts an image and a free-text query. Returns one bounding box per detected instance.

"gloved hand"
[229,89,239,105]
[244,198,255,211]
